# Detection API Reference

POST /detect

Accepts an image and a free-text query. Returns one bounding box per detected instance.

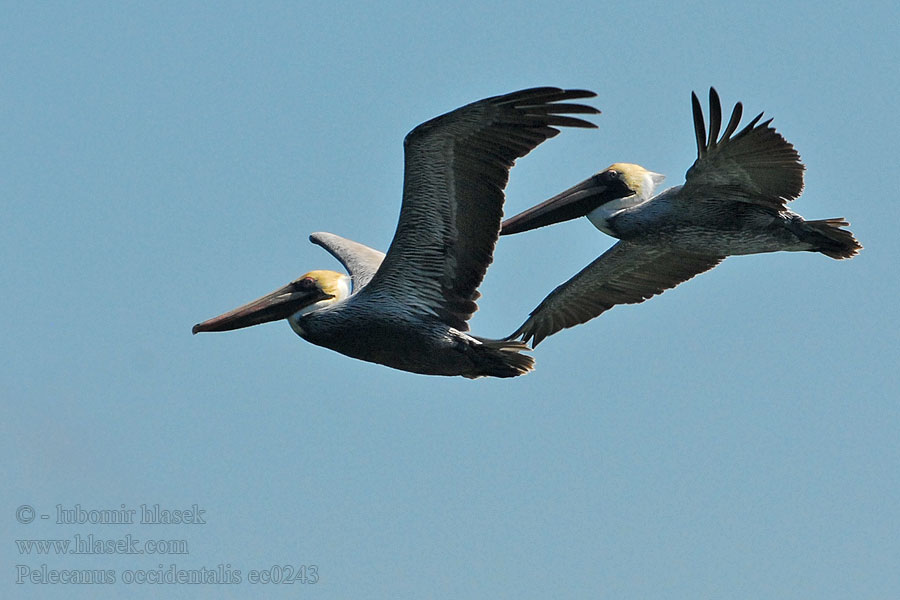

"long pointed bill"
[192,283,330,334]
[501,174,633,235]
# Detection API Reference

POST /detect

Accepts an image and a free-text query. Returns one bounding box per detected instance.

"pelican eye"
[293,277,317,291]
[598,169,618,183]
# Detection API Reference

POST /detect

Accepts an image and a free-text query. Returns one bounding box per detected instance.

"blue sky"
[2,2,898,598]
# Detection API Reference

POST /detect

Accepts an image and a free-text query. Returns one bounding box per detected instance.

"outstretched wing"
[360,87,599,330]
[682,87,804,212]
[512,240,723,346]
[309,232,385,292]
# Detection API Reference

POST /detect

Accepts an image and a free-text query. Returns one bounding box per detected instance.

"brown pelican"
[500,88,861,346]
[193,88,599,377]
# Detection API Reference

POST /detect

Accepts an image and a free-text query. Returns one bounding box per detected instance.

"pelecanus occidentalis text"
[500,88,861,346]
[193,88,599,377]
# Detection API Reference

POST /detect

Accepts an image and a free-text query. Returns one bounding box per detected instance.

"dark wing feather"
[683,88,804,212]
[361,87,599,330]
[512,241,723,346]
[309,232,385,292]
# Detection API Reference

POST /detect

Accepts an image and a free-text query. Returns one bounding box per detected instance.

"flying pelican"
[500,88,861,346]
[193,88,599,377]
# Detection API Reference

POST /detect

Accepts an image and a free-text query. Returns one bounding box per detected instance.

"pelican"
[500,88,861,346]
[193,88,599,377]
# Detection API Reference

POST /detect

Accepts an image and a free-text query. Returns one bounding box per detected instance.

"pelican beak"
[192,283,331,334]
[501,174,633,235]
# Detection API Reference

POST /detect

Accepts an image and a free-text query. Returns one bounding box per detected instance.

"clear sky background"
[3,2,898,599]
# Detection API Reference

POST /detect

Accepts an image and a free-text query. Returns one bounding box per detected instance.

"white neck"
[287,274,351,336]
[587,170,665,235]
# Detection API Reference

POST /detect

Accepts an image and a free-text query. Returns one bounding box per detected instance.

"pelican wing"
[513,241,723,346]
[682,88,804,212]
[361,87,599,330]
[309,232,385,292]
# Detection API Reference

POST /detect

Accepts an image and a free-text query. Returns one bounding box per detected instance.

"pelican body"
[501,88,861,346]
[193,88,599,377]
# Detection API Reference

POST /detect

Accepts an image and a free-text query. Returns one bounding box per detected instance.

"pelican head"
[501,163,665,235]
[192,269,351,335]
[605,163,666,201]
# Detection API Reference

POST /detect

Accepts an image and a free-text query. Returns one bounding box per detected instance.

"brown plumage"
[501,88,861,347]
[194,88,600,377]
